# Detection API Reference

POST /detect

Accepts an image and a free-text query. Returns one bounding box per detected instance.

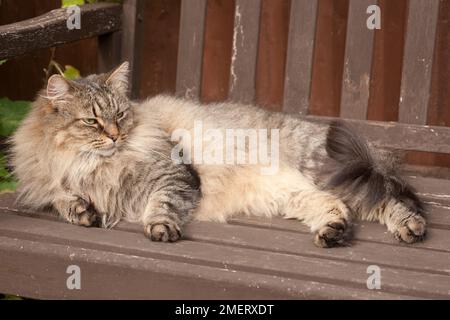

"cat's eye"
[83,118,97,125]
[117,111,125,119]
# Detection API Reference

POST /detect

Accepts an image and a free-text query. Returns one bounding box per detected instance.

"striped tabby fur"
[10,62,426,247]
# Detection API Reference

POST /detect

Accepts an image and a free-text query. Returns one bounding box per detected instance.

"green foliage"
[61,0,122,7]
[0,98,31,137]
[63,65,81,80]
[0,152,16,193]
[61,0,85,7]
[0,59,7,66]
[0,98,31,193]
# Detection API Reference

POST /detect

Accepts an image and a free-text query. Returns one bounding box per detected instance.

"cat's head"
[43,62,133,157]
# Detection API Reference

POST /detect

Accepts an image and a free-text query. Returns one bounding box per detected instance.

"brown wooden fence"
[0,0,449,167]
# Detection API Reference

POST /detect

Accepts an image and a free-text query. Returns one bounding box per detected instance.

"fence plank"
[228,0,262,104]
[0,3,122,60]
[282,0,318,115]
[398,0,440,125]
[340,0,376,120]
[175,0,207,99]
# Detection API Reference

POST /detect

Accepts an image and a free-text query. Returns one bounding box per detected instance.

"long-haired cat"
[11,62,426,247]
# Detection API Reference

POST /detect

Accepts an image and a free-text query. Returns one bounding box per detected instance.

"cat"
[10,62,426,247]
[10,62,200,242]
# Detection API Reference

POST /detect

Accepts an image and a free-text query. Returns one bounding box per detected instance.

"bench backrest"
[0,1,144,99]
[175,0,450,154]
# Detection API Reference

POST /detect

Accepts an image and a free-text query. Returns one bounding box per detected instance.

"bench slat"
[0,235,410,299]
[306,115,450,154]
[282,0,318,114]
[398,0,440,125]
[1,213,448,299]
[2,201,449,280]
[339,0,376,120]
[2,200,449,252]
[175,0,208,99]
[0,3,122,61]
[228,0,262,104]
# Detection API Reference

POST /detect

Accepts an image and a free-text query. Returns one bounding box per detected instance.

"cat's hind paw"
[144,215,182,242]
[314,218,350,248]
[393,215,426,244]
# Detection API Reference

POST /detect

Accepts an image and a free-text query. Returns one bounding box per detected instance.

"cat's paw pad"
[144,217,182,242]
[68,199,99,227]
[314,219,349,248]
[393,215,426,244]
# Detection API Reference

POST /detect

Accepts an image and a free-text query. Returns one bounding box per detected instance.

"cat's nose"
[107,133,119,142]
[104,123,119,142]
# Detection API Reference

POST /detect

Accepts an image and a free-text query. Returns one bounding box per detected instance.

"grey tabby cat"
[11,62,426,247]
[11,62,200,241]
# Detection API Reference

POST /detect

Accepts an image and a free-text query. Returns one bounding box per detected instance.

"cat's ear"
[106,61,129,95]
[46,74,72,103]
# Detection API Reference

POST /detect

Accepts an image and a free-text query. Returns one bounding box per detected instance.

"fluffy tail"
[324,121,424,216]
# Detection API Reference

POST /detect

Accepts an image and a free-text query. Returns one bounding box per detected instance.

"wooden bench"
[1,0,450,299]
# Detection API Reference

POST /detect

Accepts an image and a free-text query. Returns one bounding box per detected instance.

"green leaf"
[0,59,7,66]
[63,65,80,80]
[61,0,85,8]
[0,98,31,137]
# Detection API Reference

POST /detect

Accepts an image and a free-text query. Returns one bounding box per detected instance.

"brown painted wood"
[0,236,309,299]
[2,179,450,299]
[0,0,98,101]
[367,0,408,122]
[1,236,409,300]
[228,0,262,104]
[282,0,318,115]
[309,0,349,117]
[421,0,450,168]
[305,115,450,154]
[120,0,146,99]
[98,32,122,75]
[0,3,122,60]
[175,0,207,99]
[340,0,375,120]
[138,0,181,98]
[201,0,235,103]
[2,212,449,299]
[255,0,290,111]
[398,0,440,125]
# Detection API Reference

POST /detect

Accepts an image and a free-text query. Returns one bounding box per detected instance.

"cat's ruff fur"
[10,63,426,247]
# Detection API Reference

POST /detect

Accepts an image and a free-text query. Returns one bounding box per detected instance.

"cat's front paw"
[393,215,426,243]
[68,198,100,227]
[144,215,182,242]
